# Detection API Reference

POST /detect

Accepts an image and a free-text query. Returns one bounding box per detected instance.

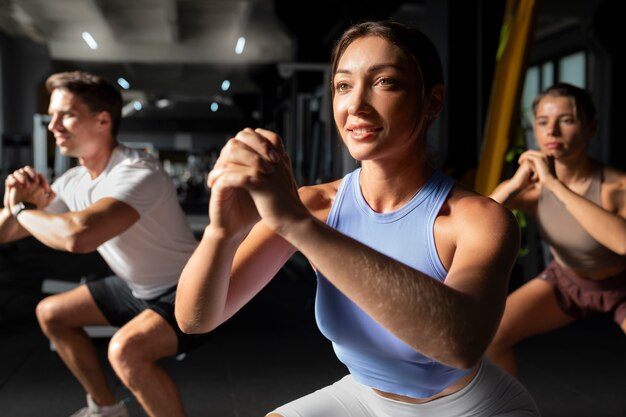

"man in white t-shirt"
[0,71,203,417]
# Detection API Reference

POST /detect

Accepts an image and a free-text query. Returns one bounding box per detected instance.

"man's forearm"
[0,207,29,244]
[14,209,79,251]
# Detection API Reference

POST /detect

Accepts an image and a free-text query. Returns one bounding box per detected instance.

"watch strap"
[11,201,38,219]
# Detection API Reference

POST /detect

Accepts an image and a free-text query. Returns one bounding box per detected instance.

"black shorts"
[86,275,212,354]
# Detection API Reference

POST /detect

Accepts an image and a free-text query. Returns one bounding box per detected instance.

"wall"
[0,33,51,173]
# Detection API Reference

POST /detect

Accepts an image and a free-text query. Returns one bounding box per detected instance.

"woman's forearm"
[548,180,626,254]
[278,212,512,369]
[176,226,242,334]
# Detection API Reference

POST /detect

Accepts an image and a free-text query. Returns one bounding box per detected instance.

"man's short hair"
[46,71,123,136]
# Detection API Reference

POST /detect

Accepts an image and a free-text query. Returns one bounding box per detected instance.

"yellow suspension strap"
[474,0,542,195]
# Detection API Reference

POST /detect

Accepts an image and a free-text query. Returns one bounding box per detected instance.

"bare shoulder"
[435,183,520,272]
[449,183,520,240]
[298,179,343,222]
[603,165,626,188]
[602,165,626,213]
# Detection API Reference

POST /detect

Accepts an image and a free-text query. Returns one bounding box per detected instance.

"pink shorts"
[538,260,626,325]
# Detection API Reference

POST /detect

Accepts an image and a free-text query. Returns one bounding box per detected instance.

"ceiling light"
[122,101,138,117]
[155,98,171,108]
[235,37,246,55]
[117,77,130,89]
[133,100,143,111]
[210,102,219,112]
[221,80,231,91]
[81,31,98,50]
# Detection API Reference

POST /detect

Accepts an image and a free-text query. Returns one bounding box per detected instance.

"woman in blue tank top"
[175,20,539,416]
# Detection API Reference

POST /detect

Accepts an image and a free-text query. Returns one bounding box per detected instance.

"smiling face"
[533,95,593,162]
[47,88,111,158]
[332,35,427,163]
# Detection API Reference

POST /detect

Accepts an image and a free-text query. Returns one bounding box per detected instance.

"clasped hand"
[207,128,307,239]
[511,150,558,190]
[4,166,54,211]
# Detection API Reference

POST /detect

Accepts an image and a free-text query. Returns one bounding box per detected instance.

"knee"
[108,331,152,384]
[35,297,63,334]
[108,331,142,370]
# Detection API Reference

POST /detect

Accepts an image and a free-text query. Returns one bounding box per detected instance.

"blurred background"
[1,1,626,415]
[2,0,624,277]
[1,0,624,211]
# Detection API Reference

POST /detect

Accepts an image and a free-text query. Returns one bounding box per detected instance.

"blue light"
[210,102,219,112]
[133,100,143,111]
[117,77,130,89]
[235,37,246,55]
[221,80,231,91]
[81,32,98,50]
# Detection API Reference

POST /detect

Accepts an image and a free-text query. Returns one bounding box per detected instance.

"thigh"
[149,287,214,354]
[269,376,374,417]
[464,360,540,417]
[112,309,179,361]
[87,275,146,327]
[498,277,576,343]
[38,284,110,327]
[610,290,626,328]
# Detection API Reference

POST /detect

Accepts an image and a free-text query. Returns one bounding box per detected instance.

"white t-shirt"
[47,145,199,299]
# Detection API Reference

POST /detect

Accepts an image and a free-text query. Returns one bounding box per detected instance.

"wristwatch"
[11,201,37,219]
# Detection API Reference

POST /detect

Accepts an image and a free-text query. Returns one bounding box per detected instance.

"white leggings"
[270,360,540,417]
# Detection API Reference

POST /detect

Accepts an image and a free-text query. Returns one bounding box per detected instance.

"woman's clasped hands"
[207,127,307,240]
[508,150,559,193]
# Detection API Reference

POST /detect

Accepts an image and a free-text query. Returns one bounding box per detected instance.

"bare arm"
[2,165,142,252]
[522,152,626,255]
[11,197,139,253]
[176,221,296,333]
[542,170,626,255]
[1,166,53,243]
[489,158,539,214]
[0,207,31,243]
[276,193,519,369]
[175,128,303,333]
[217,128,520,368]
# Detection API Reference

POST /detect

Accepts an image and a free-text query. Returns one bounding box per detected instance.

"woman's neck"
[555,155,597,188]
[359,159,433,213]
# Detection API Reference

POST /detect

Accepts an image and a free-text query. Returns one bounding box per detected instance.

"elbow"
[176,317,216,335]
[449,349,483,370]
[441,333,489,370]
[177,321,199,335]
[65,233,98,253]
[615,240,626,257]
[63,216,99,253]
[174,307,219,335]
[439,345,483,370]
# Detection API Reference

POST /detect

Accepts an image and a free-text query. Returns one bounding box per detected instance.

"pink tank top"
[537,167,625,273]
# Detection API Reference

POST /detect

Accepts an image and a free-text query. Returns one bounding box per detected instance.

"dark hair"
[46,71,123,136]
[330,20,444,100]
[532,82,596,127]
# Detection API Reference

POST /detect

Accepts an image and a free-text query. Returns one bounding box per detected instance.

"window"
[521,50,586,131]
[558,52,586,87]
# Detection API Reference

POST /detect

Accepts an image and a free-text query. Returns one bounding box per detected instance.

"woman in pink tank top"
[488,83,626,376]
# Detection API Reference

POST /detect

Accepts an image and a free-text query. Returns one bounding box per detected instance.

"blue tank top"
[315,168,472,398]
